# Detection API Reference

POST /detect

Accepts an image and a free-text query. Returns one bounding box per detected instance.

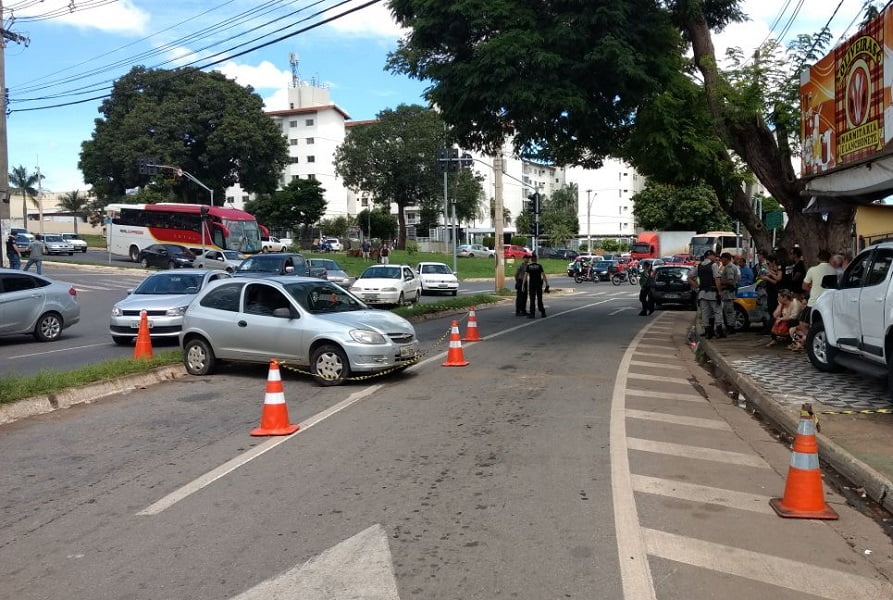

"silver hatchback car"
[0,269,80,341]
[179,276,419,385]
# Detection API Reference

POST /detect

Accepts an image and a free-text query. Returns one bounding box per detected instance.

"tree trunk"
[684,12,854,264]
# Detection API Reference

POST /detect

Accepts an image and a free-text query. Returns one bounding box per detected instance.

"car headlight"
[165,306,189,316]
[382,287,398,292]
[350,329,386,344]
[111,306,122,316]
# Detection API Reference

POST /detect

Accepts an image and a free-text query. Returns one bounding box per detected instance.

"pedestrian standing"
[638,262,655,316]
[514,254,530,316]
[361,240,370,261]
[523,253,548,318]
[379,243,390,264]
[23,234,46,275]
[719,252,739,334]
[696,250,724,338]
[6,233,21,270]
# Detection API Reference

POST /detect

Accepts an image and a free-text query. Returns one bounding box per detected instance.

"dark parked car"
[233,252,312,278]
[539,248,579,260]
[138,244,196,269]
[14,234,33,256]
[651,265,697,309]
[591,260,618,281]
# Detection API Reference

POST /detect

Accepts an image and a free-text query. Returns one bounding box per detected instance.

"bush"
[482,236,495,249]
[405,240,419,255]
[511,236,528,246]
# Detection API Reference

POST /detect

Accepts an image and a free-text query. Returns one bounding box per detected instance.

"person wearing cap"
[719,252,739,334]
[5,232,22,270]
[522,253,548,318]
[514,254,530,316]
[696,250,724,338]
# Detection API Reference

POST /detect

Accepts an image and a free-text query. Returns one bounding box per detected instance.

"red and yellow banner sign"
[801,7,893,176]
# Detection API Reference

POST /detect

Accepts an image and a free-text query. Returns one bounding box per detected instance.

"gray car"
[308,258,355,287]
[109,269,232,345]
[0,269,80,341]
[179,276,419,386]
[195,249,245,273]
[41,234,75,255]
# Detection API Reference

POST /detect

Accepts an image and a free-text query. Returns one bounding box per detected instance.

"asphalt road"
[4,290,892,599]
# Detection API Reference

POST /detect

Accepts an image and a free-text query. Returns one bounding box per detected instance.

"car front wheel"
[806,321,841,372]
[140,257,149,268]
[34,312,63,342]
[733,305,750,331]
[183,338,216,375]
[112,335,132,346]
[312,344,350,386]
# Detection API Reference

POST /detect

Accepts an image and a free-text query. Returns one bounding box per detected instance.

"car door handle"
[238,320,247,327]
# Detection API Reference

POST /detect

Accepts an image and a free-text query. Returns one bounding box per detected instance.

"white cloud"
[262,88,290,112]
[217,60,290,90]
[17,0,150,35]
[326,2,405,38]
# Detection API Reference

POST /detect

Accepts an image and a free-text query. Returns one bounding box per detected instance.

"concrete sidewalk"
[697,327,893,515]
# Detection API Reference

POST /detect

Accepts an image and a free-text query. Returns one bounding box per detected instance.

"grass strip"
[0,350,182,405]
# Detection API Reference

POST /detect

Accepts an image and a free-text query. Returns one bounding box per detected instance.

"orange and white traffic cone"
[769,409,839,519]
[133,310,153,360]
[462,306,482,342]
[442,320,469,367]
[251,360,300,436]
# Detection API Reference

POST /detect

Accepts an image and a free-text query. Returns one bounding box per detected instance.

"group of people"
[689,244,849,350]
[5,232,47,274]
[513,253,549,318]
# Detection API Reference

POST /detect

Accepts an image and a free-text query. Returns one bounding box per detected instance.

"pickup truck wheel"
[806,321,841,372]
[261,247,269,253]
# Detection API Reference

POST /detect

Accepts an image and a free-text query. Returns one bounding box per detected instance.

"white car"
[324,238,342,251]
[261,236,288,252]
[457,244,495,259]
[195,249,245,273]
[416,262,459,296]
[41,234,75,255]
[350,264,421,306]
[61,233,89,253]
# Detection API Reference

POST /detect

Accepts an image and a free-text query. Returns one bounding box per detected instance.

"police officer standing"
[514,254,530,316]
[523,253,548,318]
[719,252,739,334]
[696,250,724,338]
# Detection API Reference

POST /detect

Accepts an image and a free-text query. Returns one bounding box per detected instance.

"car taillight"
[68,286,77,296]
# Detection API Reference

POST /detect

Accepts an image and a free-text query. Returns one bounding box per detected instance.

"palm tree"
[8,165,42,228]
[58,190,89,234]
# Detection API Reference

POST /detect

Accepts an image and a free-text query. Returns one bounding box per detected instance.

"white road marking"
[231,524,400,600]
[626,389,704,402]
[631,474,774,514]
[609,307,636,315]
[11,342,110,359]
[625,408,731,430]
[627,437,769,468]
[626,372,690,385]
[137,384,383,515]
[634,350,681,359]
[644,528,893,599]
[628,360,684,370]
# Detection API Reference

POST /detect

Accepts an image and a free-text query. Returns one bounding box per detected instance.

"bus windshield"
[222,218,262,253]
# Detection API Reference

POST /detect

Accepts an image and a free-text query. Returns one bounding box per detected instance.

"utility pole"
[586,189,593,252]
[0,2,28,267]
[493,151,505,291]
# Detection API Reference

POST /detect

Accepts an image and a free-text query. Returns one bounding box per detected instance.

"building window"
[289,139,298,145]
[361,199,369,207]
[307,174,317,181]
[226,196,234,203]
[305,118,315,126]
[242,195,249,202]
[307,155,315,163]
[289,157,299,164]
[306,137,315,145]
[289,120,297,128]
[291,175,300,181]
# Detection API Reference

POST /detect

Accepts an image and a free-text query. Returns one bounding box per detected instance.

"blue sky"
[3,0,869,194]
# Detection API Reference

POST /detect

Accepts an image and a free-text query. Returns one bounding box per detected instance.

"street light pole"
[586,189,593,252]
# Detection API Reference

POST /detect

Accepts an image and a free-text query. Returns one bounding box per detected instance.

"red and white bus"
[105,203,267,262]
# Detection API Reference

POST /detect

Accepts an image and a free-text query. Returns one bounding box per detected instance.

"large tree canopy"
[387,0,683,167]
[334,104,450,248]
[245,178,327,235]
[80,66,288,205]
[632,182,730,231]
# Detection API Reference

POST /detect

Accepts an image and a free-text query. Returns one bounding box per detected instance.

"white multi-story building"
[565,161,646,241]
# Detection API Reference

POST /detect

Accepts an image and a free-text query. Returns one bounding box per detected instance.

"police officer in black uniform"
[514,254,530,316]
[523,253,548,318]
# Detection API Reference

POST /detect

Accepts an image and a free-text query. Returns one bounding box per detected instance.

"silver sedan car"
[109,269,231,345]
[308,258,355,287]
[179,276,419,386]
[194,249,245,273]
[0,269,80,341]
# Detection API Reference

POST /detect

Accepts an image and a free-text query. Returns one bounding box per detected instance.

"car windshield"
[221,251,242,260]
[311,259,341,271]
[361,266,400,279]
[237,256,282,272]
[421,264,452,274]
[285,282,364,313]
[63,234,80,240]
[44,235,63,242]
[164,245,189,255]
[134,273,204,295]
[656,268,689,282]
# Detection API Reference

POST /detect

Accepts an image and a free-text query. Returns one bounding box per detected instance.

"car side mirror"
[821,274,839,290]
[217,256,225,261]
[273,307,295,319]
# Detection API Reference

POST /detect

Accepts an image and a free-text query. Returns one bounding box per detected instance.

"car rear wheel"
[733,305,750,330]
[806,321,842,372]
[398,292,405,306]
[183,338,215,375]
[112,335,132,346]
[312,344,350,386]
[33,312,63,342]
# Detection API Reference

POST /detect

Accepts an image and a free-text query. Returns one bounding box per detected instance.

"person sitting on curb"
[767,289,803,348]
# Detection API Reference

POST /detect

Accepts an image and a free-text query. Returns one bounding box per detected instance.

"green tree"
[541,185,580,247]
[245,178,327,238]
[58,190,90,234]
[79,66,287,206]
[632,183,730,231]
[9,165,42,226]
[357,208,398,242]
[335,104,449,249]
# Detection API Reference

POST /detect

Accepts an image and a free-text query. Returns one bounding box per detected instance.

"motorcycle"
[573,267,599,283]
[611,268,639,286]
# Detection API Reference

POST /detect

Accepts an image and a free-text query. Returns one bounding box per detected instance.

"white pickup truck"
[806,241,893,391]
[260,236,288,253]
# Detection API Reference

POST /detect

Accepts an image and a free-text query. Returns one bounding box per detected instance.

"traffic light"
[137,156,159,175]
[460,152,473,168]
[448,148,459,172]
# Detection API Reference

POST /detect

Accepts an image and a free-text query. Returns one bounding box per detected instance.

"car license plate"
[663,293,680,299]
[131,320,153,329]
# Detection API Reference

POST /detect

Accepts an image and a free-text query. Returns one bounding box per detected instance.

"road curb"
[701,339,893,515]
[0,365,188,426]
